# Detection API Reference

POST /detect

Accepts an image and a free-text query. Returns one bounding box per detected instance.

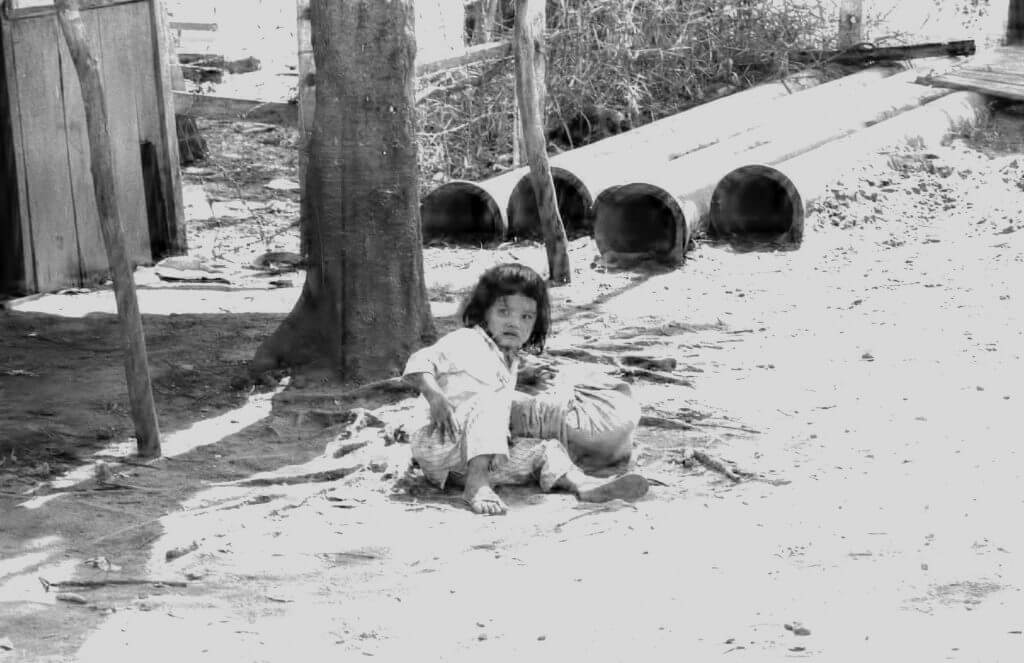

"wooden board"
[923,46,1024,102]
[149,0,186,255]
[8,17,82,293]
[94,2,152,266]
[0,20,28,293]
[59,10,106,282]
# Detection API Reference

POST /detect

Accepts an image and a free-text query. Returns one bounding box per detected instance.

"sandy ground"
[2,101,1023,662]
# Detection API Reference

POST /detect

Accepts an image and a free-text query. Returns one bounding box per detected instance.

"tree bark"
[55,0,161,457]
[1009,0,1024,45]
[837,0,863,49]
[252,0,435,386]
[471,0,499,44]
[513,0,570,284]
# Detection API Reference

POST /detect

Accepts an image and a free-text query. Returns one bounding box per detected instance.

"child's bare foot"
[462,455,506,515]
[559,470,649,503]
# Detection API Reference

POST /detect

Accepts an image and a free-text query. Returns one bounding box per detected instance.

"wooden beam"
[55,0,162,458]
[417,40,513,76]
[168,21,217,32]
[173,91,297,124]
[5,0,143,20]
[838,0,863,49]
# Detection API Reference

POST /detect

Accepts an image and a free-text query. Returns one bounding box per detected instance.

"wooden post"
[1009,0,1024,45]
[296,0,315,256]
[56,0,162,458]
[838,0,863,49]
[513,0,569,284]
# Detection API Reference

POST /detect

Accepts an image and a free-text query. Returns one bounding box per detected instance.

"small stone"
[793,626,811,636]
[921,563,929,571]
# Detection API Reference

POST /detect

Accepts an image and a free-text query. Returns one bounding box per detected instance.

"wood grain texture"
[94,2,151,264]
[59,10,106,281]
[148,0,185,255]
[56,0,161,457]
[0,20,29,293]
[9,17,81,292]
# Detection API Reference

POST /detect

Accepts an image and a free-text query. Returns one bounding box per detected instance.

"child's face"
[484,294,537,351]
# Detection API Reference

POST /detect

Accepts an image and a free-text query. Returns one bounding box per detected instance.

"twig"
[231,465,363,487]
[691,450,742,483]
[690,421,762,435]
[39,577,188,591]
[639,415,694,430]
[617,367,693,387]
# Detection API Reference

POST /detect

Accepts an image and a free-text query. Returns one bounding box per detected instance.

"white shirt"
[403,326,519,413]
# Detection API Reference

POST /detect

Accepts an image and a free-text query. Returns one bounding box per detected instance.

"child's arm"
[404,372,461,443]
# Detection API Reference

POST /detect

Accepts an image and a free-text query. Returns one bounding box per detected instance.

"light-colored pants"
[410,378,639,489]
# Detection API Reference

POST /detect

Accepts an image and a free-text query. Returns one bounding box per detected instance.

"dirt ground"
[3,95,1024,661]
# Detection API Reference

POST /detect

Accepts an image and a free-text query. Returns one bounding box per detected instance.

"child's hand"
[426,394,460,443]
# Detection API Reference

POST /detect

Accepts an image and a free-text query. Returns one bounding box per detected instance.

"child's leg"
[453,391,517,515]
[492,437,649,503]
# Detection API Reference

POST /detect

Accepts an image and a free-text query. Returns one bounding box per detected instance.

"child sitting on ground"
[403,262,648,515]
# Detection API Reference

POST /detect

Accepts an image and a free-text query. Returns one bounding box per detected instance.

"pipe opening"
[709,164,803,241]
[507,168,592,240]
[593,183,683,263]
[419,181,504,243]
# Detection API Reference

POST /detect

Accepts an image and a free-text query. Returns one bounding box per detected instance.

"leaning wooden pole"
[56,0,162,457]
[513,0,570,283]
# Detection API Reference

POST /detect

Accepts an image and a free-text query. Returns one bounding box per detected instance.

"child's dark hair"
[462,263,550,351]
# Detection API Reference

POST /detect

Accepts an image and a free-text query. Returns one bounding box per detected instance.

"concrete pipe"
[593,184,699,266]
[419,168,522,241]
[592,75,961,262]
[421,71,822,242]
[708,90,990,242]
[507,64,913,239]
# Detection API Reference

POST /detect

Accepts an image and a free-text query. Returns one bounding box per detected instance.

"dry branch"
[617,367,693,387]
[691,449,742,483]
[40,577,187,591]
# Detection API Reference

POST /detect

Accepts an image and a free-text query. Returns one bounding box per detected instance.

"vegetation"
[416,0,852,191]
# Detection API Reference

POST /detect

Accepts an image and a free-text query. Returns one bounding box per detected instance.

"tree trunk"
[252,0,435,385]
[514,0,570,284]
[837,0,863,49]
[55,0,161,457]
[472,0,499,44]
[1009,0,1024,45]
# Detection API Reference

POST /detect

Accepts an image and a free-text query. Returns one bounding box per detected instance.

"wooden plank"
[0,18,31,293]
[58,9,106,280]
[94,2,151,264]
[144,0,185,255]
[6,0,142,20]
[173,90,297,123]
[925,70,1024,102]
[9,17,82,292]
[168,20,217,32]
[417,40,513,76]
